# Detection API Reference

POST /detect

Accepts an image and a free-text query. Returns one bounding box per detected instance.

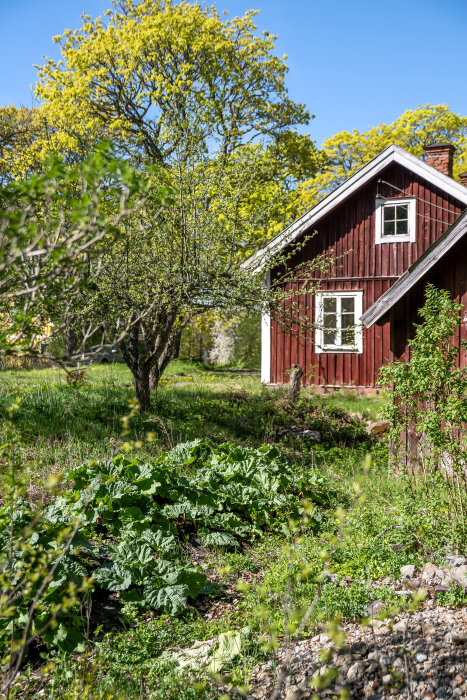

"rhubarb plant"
[1,440,321,655]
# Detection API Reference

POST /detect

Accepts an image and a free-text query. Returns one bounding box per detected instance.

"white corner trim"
[242,143,467,274]
[375,197,416,244]
[315,291,363,354]
[261,270,271,384]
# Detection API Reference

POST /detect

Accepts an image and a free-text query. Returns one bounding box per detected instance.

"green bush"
[1,440,327,657]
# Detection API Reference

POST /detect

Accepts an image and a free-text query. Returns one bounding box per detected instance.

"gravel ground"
[248,605,467,699]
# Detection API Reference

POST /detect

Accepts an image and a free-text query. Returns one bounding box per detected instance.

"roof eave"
[361,209,467,328]
[243,144,467,275]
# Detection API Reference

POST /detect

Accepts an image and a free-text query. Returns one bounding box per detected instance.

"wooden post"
[288,364,303,402]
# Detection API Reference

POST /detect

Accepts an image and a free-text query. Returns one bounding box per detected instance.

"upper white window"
[375,198,416,243]
[315,291,363,354]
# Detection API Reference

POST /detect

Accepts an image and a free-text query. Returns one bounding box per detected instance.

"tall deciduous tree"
[69,144,332,410]
[36,0,310,162]
[34,0,321,409]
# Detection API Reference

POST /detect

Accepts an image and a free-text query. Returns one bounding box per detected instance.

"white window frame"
[315,291,363,354]
[375,197,416,244]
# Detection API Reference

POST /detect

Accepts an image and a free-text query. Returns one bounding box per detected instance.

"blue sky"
[0,0,466,145]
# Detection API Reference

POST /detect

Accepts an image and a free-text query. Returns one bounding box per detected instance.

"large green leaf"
[110,541,154,566]
[198,530,239,548]
[141,526,178,553]
[42,623,86,654]
[149,584,189,614]
[93,563,132,591]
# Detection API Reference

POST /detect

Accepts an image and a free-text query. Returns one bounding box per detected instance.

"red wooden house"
[245,143,467,389]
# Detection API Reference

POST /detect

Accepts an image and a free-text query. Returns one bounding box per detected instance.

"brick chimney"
[423,143,455,178]
[459,172,467,188]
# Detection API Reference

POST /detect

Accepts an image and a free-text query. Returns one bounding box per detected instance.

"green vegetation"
[0,361,380,489]
[1,363,465,698]
[380,285,467,526]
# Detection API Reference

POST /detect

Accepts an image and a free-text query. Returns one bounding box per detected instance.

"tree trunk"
[149,366,160,391]
[288,364,303,403]
[149,327,183,391]
[134,366,151,412]
[119,322,152,412]
[65,323,77,358]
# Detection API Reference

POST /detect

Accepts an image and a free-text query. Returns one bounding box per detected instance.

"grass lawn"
[1,361,464,699]
[0,360,382,495]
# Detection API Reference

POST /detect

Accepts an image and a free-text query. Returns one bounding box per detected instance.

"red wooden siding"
[270,163,465,387]
[390,241,467,367]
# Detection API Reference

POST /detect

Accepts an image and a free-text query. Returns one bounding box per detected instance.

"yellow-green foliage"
[29,0,320,259]
[35,0,308,161]
[295,104,467,212]
[0,106,51,183]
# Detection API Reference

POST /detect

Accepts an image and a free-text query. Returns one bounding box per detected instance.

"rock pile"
[400,559,467,593]
[247,605,467,699]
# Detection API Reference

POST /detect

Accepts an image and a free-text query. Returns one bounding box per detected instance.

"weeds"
[0,361,465,698]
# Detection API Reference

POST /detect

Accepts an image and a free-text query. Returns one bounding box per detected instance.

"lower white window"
[315,291,363,353]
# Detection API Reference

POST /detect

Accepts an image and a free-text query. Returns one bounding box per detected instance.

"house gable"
[244,144,467,275]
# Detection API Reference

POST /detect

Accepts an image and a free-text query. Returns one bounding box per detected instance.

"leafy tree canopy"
[35,0,309,163]
[0,144,163,358]
[295,104,467,212]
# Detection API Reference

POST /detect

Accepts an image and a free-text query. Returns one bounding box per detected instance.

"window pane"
[396,220,408,235]
[324,329,337,345]
[324,313,337,329]
[383,205,396,222]
[396,205,408,219]
[342,327,355,345]
[341,297,354,314]
[384,221,395,236]
[323,297,336,313]
[341,313,355,345]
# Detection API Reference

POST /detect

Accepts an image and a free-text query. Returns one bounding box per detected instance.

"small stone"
[420,562,441,586]
[435,690,447,699]
[300,429,321,441]
[347,660,365,683]
[350,641,367,655]
[368,600,387,616]
[285,685,299,700]
[415,652,428,662]
[371,619,385,630]
[382,674,392,685]
[451,631,467,644]
[445,556,467,567]
[400,564,417,578]
[451,565,467,588]
[393,620,408,633]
